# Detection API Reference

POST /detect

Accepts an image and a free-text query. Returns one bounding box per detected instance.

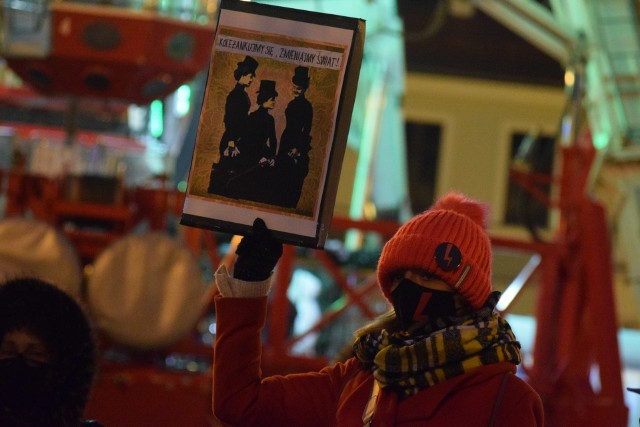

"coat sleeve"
[495,375,545,427]
[212,294,357,427]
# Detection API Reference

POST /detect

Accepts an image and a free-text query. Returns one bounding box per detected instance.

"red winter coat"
[212,295,544,427]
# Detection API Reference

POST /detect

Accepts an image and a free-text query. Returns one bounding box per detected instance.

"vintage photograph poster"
[181,0,365,248]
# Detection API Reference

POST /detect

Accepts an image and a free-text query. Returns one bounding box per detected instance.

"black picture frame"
[180,0,365,248]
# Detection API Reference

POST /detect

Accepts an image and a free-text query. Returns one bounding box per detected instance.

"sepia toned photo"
[181,0,365,247]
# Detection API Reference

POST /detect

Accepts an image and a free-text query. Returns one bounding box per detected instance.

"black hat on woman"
[257,80,278,100]
[292,66,310,89]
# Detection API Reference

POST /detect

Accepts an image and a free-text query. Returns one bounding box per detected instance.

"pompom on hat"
[377,191,492,310]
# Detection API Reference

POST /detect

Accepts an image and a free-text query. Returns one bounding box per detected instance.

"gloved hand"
[233,218,283,281]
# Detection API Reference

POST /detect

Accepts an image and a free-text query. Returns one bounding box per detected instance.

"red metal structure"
[545,136,627,425]
[2,2,214,104]
[499,129,628,426]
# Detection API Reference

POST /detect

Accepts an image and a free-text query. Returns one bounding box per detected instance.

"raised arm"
[212,219,353,427]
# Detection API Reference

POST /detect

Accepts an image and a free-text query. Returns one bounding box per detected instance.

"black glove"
[233,218,283,281]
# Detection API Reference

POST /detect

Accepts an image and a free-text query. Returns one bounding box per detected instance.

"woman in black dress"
[228,79,279,203]
[208,55,259,195]
[275,66,313,208]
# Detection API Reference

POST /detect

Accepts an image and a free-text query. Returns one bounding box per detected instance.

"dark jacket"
[278,95,313,159]
[241,106,277,168]
[219,83,251,157]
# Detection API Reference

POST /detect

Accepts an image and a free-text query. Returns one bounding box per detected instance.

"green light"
[177,180,187,192]
[346,67,385,249]
[593,132,608,150]
[149,100,163,138]
[327,295,347,312]
[176,85,191,117]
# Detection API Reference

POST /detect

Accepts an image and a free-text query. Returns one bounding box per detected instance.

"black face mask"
[0,354,53,415]
[390,278,457,331]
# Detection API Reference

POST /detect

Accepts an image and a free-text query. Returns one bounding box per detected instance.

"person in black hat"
[208,55,259,195]
[275,66,314,208]
[0,277,102,426]
[227,79,279,203]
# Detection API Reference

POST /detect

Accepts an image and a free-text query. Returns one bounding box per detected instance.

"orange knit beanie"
[377,191,492,311]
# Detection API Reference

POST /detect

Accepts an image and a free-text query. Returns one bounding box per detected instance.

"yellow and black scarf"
[353,291,522,398]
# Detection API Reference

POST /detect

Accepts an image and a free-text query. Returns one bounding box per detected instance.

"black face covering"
[390,278,457,331]
[0,355,53,417]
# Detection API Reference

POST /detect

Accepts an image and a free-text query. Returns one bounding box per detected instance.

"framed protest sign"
[180,0,365,248]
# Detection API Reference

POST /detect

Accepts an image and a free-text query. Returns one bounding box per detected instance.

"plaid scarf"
[353,291,522,398]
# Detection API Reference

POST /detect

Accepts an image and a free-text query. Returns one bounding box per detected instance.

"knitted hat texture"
[377,192,492,310]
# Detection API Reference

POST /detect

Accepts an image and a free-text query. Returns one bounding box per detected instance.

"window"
[405,121,441,214]
[505,132,556,229]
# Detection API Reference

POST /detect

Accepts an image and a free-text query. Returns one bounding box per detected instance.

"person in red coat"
[212,192,544,426]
